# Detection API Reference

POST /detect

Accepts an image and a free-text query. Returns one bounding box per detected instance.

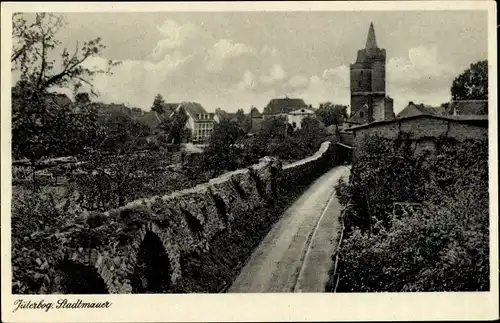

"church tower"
[349,22,394,124]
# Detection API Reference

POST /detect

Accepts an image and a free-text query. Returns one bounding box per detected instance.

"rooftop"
[263,97,308,115]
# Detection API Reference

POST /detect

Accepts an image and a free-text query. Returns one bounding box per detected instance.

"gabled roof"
[398,102,445,117]
[250,107,262,118]
[264,97,308,115]
[180,102,206,116]
[176,102,215,121]
[348,103,370,124]
[415,104,442,116]
[448,100,488,115]
[138,111,167,129]
[164,103,179,114]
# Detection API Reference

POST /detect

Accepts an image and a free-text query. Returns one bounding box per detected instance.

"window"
[292,122,297,128]
[360,111,364,118]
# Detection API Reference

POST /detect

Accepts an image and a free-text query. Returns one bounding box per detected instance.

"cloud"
[236,70,257,91]
[387,46,456,108]
[260,45,278,57]
[301,72,350,106]
[322,65,350,88]
[205,39,255,72]
[79,53,195,109]
[150,20,208,60]
[287,75,309,89]
[261,64,286,84]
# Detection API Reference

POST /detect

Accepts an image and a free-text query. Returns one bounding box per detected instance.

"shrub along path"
[227,165,351,293]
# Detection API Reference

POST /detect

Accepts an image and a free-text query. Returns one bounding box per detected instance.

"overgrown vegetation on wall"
[12,141,337,294]
[329,133,489,292]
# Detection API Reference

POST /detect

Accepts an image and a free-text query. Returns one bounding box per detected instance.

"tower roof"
[365,22,378,49]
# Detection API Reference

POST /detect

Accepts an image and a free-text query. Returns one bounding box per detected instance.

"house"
[262,97,308,119]
[397,101,446,118]
[287,107,316,130]
[171,102,218,144]
[344,114,488,159]
[447,100,488,116]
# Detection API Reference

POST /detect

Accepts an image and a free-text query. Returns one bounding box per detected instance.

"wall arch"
[51,260,109,294]
[129,230,174,293]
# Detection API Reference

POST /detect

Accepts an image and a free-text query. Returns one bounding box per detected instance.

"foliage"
[12,13,119,96]
[451,60,488,101]
[95,109,152,152]
[151,94,166,114]
[71,150,167,210]
[215,108,229,120]
[198,120,245,177]
[235,108,252,133]
[75,92,91,104]
[316,102,348,128]
[69,110,163,210]
[12,89,101,164]
[11,13,119,175]
[262,116,329,160]
[158,107,189,145]
[12,187,79,239]
[334,134,489,292]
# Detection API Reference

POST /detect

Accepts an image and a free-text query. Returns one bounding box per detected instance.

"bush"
[334,135,489,292]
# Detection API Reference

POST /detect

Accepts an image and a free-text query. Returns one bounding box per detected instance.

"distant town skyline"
[14,11,488,113]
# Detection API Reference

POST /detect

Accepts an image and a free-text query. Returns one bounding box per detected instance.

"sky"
[18,11,488,114]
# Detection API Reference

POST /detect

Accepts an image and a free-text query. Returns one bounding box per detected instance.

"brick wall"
[350,68,372,93]
[352,117,488,158]
[372,96,385,121]
[371,61,386,93]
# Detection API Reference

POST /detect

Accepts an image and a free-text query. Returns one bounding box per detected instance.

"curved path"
[228,165,351,293]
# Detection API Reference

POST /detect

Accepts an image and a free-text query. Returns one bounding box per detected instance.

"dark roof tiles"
[264,98,308,115]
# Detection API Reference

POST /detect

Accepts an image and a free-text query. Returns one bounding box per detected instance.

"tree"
[451,60,488,101]
[151,94,166,114]
[202,120,245,177]
[215,107,229,121]
[316,102,348,129]
[73,109,157,209]
[75,92,91,104]
[11,13,119,186]
[334,137,488,292]
[12,13,119,97]
[158,107,189,145]
[235,108,252,133]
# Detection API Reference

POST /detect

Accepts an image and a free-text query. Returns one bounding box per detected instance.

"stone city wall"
[14,141,336,294]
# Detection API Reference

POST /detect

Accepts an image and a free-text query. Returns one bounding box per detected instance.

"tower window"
[360,111,364,118]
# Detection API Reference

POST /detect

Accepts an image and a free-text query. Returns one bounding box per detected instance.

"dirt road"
[228,165,351,293]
